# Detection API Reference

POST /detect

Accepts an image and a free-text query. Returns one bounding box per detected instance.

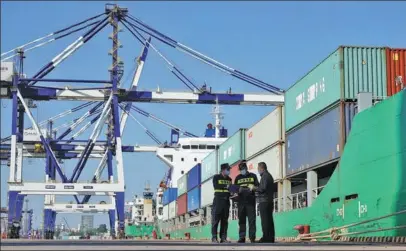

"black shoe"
[237,238,245,243]
[211,237,219,243]
[250,238,256,243]
[220,238,230,243]
[258,238,274,243]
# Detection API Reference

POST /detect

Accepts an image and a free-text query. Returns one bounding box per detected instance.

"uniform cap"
[239,160,247,170]
[220,163,230,171]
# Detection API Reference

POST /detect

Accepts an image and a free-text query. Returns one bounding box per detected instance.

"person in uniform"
[211,163,232,243]
[249,161,275,243]
[233,160,259,243]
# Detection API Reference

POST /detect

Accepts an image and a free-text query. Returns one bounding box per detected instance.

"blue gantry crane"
[0,4,284,239]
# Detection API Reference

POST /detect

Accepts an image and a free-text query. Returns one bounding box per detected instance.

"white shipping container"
[245,107,283,159]
[200,178,215,207]
[246,144,284,181]
[168,201,176,219]
[163,205,169,221]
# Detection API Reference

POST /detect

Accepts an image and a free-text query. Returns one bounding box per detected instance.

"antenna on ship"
[145,180,151,191]
[211,98,224,138]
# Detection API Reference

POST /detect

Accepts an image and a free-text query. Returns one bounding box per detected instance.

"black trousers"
[259,201,275,242]
[237,202,256,240]
[211,196,230,239]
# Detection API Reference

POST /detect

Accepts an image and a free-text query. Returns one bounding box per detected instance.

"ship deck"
[2,239,406,250]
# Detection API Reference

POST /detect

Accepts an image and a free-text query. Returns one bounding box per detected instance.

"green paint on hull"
[159,90,406,240]
[125,225,154,237]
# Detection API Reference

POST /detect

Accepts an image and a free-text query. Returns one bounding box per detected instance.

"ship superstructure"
[154,104,228,221]
[127,182,155,226]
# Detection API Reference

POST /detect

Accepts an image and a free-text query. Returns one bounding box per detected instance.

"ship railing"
[313,186,325,198]
[283,186,325,211]
[285,191,308,210]
[252,198,279,216]
[188,215,203,228]
[229,202,238,220]
[273,198,279,212]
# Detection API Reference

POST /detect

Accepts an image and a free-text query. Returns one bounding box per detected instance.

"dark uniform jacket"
[212,174,232,198]
[234,172,259,204]
[256,170,274,203]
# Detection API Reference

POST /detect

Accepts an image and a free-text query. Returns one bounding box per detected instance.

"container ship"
[124,46,406,242]
[124,183,156,238]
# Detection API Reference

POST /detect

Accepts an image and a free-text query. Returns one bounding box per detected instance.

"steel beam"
[1,152,105,159]
[0,86,284,105]
[44,203,115,213]
[83,37,152,206]
[20,78,111,84]
[110,7,126,236]
[1,143,156,152]
[9,182,124,195]
[16,89,68,182]
[70,94,112,182]
[9,74,19,183]
[108,209,115,236]
[7,191,19,224]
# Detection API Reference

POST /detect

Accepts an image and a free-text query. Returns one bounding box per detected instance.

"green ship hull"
[154,90,406,241]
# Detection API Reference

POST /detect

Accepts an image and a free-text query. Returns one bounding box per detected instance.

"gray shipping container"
[245,106,284,159]
[286,102,358,176]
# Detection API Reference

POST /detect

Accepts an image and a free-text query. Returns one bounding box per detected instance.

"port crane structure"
[0,4,284,239]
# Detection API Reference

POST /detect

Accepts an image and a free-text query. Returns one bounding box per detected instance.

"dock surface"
[2,239,406,250]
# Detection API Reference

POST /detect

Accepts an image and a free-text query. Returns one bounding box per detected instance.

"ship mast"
[211,98,224,138]
[144,180,151,193]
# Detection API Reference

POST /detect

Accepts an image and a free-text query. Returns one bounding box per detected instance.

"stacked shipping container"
[200,107,286,208]
[177,193,187,216]
[286,102,358,175]
[187,164,201,212]
[284,46,397,177]
[176,173,188,216]
[200,150,218,208]
[245,106,285,181]
[219,129,247,184]
[168,201,176,219]
[284,46,388,132]
[177,175,187,197]
[162,188,177,206]
[187,164,201,191]
[172,163,204,218]
[386,48,405,96]
[187,186,201,212]
[219,129,246,167]
[201,150,218,182]
[163,45,405,223]
[201,129,247,208]
[200,178,215,208]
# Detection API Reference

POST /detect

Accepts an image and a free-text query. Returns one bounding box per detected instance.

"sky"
[1,1,405,230]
